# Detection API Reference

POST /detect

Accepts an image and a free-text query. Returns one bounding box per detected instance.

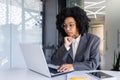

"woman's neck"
[74,34,80,39]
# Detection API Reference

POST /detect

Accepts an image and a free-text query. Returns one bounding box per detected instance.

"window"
[0,0,43,69]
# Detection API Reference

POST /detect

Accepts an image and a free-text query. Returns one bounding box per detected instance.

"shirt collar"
[73,35,81,43]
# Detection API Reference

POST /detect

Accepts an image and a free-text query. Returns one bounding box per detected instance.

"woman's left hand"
[57,64,74,72]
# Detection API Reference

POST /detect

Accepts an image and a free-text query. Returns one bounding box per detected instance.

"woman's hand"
[57,64,74,72]
[64,37,73,47]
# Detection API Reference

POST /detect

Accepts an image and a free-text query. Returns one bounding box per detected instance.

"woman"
[51,6,101,72]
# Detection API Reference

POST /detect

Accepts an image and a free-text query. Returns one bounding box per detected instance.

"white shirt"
[72,35,81,60]
[65,35,81,60]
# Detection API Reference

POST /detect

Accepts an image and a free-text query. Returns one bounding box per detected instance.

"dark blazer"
[51,33,101,70]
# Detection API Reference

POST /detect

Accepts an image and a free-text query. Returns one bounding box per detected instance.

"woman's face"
[63,17,79,38]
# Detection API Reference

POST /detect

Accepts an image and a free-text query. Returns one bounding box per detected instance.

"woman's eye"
[69,24,73,27]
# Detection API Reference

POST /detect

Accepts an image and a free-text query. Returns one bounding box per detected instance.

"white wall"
[103,0,120,70]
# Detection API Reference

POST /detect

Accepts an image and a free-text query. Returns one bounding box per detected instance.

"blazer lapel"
[67,33,88,61]
[68,45,73,59]
[75,34,87,59]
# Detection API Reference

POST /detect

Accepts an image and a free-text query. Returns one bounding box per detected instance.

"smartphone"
[88,71,114,80]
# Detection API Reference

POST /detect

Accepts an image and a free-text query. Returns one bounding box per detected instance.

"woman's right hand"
[64,37,73,47]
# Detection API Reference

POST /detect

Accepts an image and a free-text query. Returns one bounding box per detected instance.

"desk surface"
[0,68,120,80]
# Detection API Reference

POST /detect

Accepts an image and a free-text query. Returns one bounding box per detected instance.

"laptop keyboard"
[48,67,59,74]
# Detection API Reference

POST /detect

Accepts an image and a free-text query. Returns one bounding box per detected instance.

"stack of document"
[67,73,97,80]
[67,71,117,80]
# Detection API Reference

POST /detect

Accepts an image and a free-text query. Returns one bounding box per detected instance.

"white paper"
[67,72,98,80]
[67,71,117,80]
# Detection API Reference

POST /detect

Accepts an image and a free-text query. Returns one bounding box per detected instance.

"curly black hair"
[56,6,90,37]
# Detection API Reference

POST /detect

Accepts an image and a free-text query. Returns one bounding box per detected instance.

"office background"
[0,0,120,70]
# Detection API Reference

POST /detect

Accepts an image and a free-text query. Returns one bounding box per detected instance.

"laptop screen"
[20,43,51,77]
[20,43,73,77]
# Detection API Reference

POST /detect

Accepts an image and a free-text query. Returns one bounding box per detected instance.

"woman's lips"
[67,32,72,35]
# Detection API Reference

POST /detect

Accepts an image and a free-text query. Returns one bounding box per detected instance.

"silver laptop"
[20,43,73,77]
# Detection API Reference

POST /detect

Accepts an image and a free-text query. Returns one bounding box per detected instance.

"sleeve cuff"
[65,46,70,51]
